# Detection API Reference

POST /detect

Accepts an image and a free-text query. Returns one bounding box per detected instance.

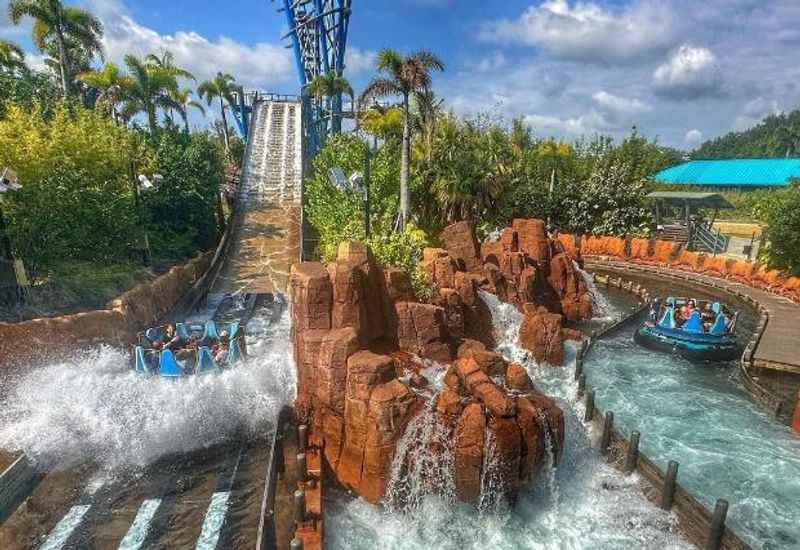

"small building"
[654,158,800,190]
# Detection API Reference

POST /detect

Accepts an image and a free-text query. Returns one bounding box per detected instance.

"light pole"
[130,161,162,267]
[329,144,371,238]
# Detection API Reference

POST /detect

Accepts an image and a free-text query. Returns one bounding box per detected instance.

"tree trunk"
[55,27,71,96]
[399,93,411,230]
[220,96,231,156]
[147,104,158,135]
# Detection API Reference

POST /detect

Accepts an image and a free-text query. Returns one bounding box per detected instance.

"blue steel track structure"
[272,0,353,153]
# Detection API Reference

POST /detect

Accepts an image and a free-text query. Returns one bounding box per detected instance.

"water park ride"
[132,320,247,377]
[634,297,740,362]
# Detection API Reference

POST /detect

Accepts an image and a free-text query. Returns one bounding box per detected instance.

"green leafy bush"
[754,183,800,274]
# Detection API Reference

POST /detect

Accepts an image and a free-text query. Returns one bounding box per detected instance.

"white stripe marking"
[40,505,91,550]
[194,447,244,550]
[117,499,162,550]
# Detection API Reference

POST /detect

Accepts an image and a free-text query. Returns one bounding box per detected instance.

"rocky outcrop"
[290,237,567,507]
[792,391,800,435]
[519,305,565,365]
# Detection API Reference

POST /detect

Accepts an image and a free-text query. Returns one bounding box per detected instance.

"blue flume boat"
[132,320,247,377]
[634,297,740,362]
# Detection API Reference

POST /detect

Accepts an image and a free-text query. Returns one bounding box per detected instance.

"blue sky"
[3,0,800,148]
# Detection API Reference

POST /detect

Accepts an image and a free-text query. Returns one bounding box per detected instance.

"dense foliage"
[754,183,800,275]
[692,109,800,159]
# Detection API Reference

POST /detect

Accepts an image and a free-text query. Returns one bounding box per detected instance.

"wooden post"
[661,461,679,510]
[624,431,640,473]
[600,411,614,455]
[705,499,729,550]
[574,357,584,381]
[584,390,595,422]
[294,489,306,524]
[290,538,304,550]
[577,373,586,398]
[297,453,308,483]
[298,424,308,452]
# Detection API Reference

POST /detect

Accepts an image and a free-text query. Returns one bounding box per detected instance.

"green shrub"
[754,183,800,274]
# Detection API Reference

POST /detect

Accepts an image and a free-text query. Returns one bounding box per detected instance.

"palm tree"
[198,72,237,155]
[307,71,354,136]
[119,54,182,135]
[412,87,443,164]
[171,88,206,132]
[0,39,26,74]
[359,49,444,229]
[77,62,126,121]
[9,0,104,96]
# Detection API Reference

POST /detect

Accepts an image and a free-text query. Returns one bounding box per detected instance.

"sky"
[2,0,800,149]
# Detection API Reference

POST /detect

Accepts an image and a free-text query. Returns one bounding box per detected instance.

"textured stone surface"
[519,305,565,365]
[440,221,481,272]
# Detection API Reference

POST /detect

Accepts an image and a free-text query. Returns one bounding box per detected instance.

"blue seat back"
[658,307,676,329]
[203,320,220,341]
[710,313,728,335]
[196,346,219,373]
[158,350,183,377]
[227,339,243,364]
[134,346,149,374]
[712,302,721,315]
[683,310,703,333]
[228,321,240,340]
[175,323,191,341]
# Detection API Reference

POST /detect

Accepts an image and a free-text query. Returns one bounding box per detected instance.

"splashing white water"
[385,400,456,513]
[0,309,296,471]
[477,429,507,514]
[574,261,618,322]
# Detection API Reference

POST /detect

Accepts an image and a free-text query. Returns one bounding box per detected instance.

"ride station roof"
[654,159,800,188]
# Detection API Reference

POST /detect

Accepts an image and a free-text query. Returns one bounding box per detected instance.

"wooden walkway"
[585,258,800,416]
[214,100,303,297]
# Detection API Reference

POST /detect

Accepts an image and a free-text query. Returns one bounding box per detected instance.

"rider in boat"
[213,331,230,365]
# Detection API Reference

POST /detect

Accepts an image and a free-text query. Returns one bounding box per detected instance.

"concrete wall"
[0,252,212,368]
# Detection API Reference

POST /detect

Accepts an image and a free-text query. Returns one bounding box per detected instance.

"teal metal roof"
[654,159,800,187]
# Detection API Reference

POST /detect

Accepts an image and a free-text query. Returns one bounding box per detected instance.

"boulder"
[454,403,486,503]
[290,262,333,331]
[506,362,533,391]
[441,221,481,271]
[519,305,565,365]
[394,301,452,362]
[315,328,360,414]
[513,218,550,265]
[472,381,516,417]
[436,389,464,417]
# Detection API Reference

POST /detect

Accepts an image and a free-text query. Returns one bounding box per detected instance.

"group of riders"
[143,323,231,373]
[659,298,735,333]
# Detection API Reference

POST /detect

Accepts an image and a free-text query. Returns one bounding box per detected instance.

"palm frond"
[359,77,402,104]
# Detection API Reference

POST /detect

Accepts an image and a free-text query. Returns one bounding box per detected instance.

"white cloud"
[479,0,676,64]
[684,129,703,147]
[592,91,651,115]
[653,44,723,100]
[344,47,377,75]
[524,110,611,137]
[733,97,782,131]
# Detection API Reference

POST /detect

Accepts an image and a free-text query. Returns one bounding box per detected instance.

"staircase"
[691,223,729,254]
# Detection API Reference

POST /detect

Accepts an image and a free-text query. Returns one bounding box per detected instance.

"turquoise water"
[587,330,800,550]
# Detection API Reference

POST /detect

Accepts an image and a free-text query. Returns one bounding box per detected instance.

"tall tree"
[9,0,103,96]
[0,39,26,74]
[170,88,206,132]
[119,54,181,135]
[359,49,444,229]
[307,71,354,136]
[77,62,126,122]
[198,72,237,155]
[411,87,443,164]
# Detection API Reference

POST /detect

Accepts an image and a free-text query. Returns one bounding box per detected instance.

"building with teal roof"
[654,159,800,189]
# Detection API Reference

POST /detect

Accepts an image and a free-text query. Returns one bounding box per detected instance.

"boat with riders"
[132,319,247,378]
[634,296,740,362]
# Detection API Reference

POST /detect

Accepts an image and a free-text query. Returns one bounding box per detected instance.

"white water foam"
[574,261,618,322]
[0,309,296,471]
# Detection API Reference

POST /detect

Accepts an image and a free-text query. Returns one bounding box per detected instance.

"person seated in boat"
[676,299,696,327]
[701,303,716,331]
[145,340,162,371]
[213,331,230,365]
[162,324,184,351]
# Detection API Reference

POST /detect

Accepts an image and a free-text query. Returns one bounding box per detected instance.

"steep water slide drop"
[0,99,303,548]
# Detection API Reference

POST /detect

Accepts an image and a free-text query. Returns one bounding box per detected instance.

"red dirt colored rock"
[454,403,486,503]
[290,262,333,331]
[506,362,533,391]
[436,389,465,417]
[394,301,452,362]
[519,306,565,365]
[513,218,550,264]
[441,221,481,271]
[473,381,516,417]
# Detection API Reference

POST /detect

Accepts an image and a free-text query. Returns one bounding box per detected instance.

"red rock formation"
[291,238,567,507]
[519,305,565,365]
[440,221,481,271]
[792,392,800,435]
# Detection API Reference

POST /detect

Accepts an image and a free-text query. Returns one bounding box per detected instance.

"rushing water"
[327,291,690,550]
[587,327,800,550]
[0,307,296,471]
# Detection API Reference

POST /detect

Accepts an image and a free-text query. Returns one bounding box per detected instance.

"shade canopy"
[654,159,800,187]
[647,191,733,210]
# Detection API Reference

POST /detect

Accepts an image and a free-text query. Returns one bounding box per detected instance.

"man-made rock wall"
[290,237,567,507]
[558,234,800,304]
[0,252,212,367]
